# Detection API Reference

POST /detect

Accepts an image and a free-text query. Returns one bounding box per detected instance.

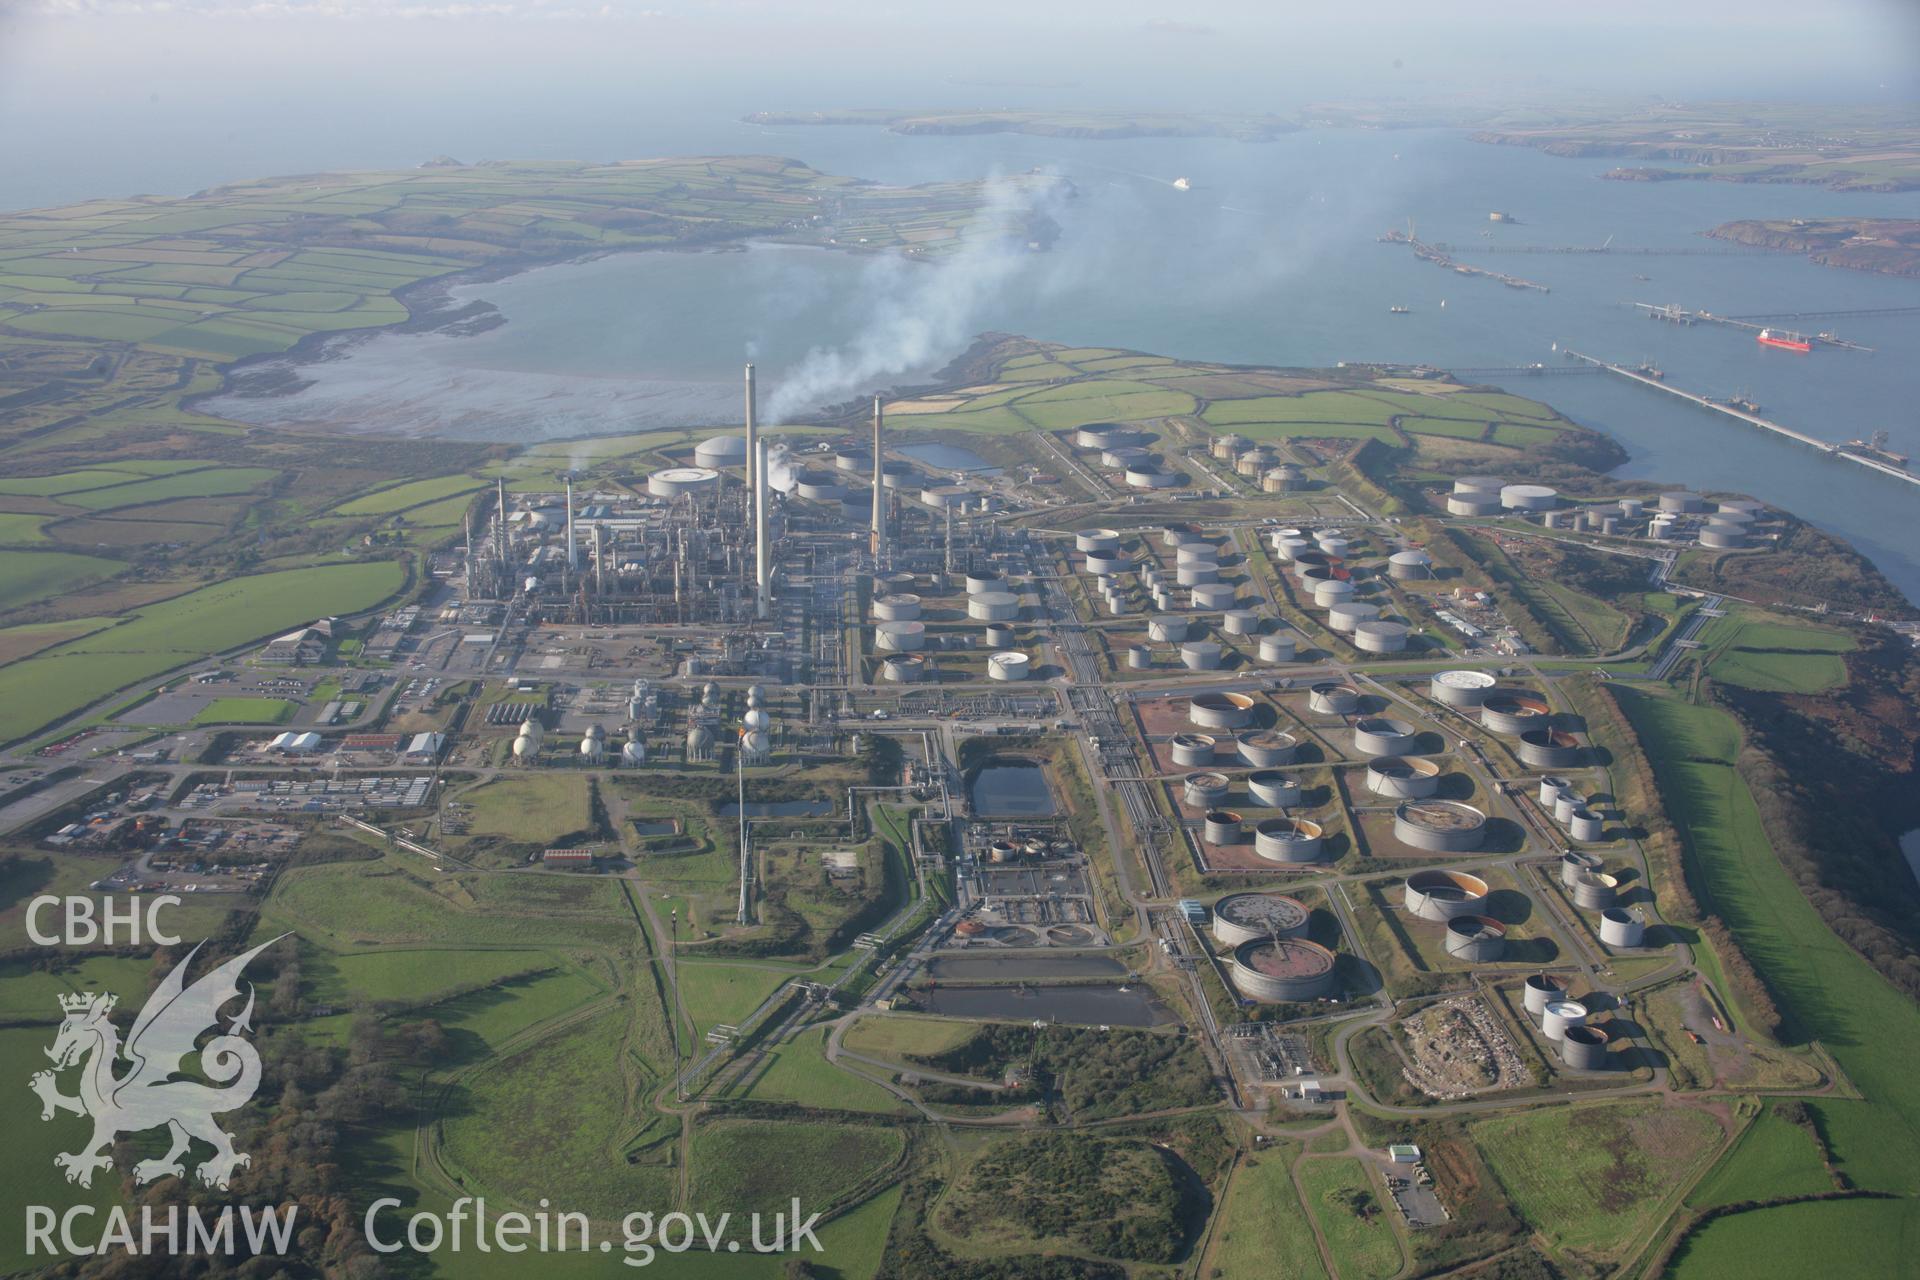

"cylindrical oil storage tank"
[1125,459,1181,489]
[1445,916,1508,963]
[1352,716,1420,757]
[1308,682,1360,715]
[1430,669,1497,708]
[1501,483,1559,512]
[1600,517,1620,536]
[1539,775,1573,807]
[1106,594,1133,617]
[1274,536,1313,563]
[1387,549,1433,580]
[1543,510,1568,530]
[872,594,922,621]
[1618,497,1645,519]
[694,434,750,469]
[646,466,721,499]
[1148,616,1189,643]
[796,473,847,502]
[879,460,917,489]
[968,592,1020,622]
[1192,583,1237,610]
[1570,873,1618,911]
[1162,523,1205,548]
[984,623,1017,649]
[920,484,970,509]
[1176,561,1219,587]
[1559,850,1602,888]
[1454,475,1505,500]
[1568,807,1606,843]
[1212,434,1251,460]
[964,569,1005,596]
[1708,511,1756,532]
[1404,869,1490,921]
[1212,893,1310,947]
[1183,772,1231,808]
[881,654,926,683]
[1600,908,1645,948]
[1541,1000,1588,1041]
[1238,730,1299,767]
[1169,733,1216,767]
[1367,755,1442,799]
[1552,791,1582,824]
[1127,644,1152,670]
[1151,588,1174,612]
[1719,498,1766,516]
[1316,536,1352,561]
[1247,770,1302,809]
[1254,818,1325,863]
[1222,609,1261,636]
[1312,578,1355,608]
[1203,810,1245,845]
[1076,423,1141,451]
[1101,446,1151,468]
[1075,528,1122,553]
[1231,938,1336,1002]
[1176,544,1218,567]
[1697,527,1747,549]
[1327,600,1381,633]
[833,448,871,472]
[1082,549,1130,576]
[1560,1024,1609,1070]
[1264,465,1307,493]
[1190,692,1256,729]
[1236,450,1277,477]
[874,621,926,652]
[1480,691,1551,735]
[1181,641,1224,671]
[1354,620,1410,654]
[1258,633,1298,664]
[1447,493,1503,517]
[1659,490,1704,513]
[1523,973,1568,1016]
[987,651,1031,682]
[1518,728,1582,769]
[1394,801,1488,853]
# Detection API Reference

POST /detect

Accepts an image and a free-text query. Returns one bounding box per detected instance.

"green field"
[1669,1196,1910,1279]
[0,512,50,543]
[688,1119,904,1218]
[305,946,557,1006]
[458,775,592,844]
[1685,1106,1833,1210]
[59,466,278,511]
[1702,616,1854,694]
[1208,1149,1329,1280]
[842,1013,978,1061]
[332,473,486,516]
[673,961,793,1036]
[0,1027,125,1275]
[0,549,121,611]
[732,1025,906,1114]
[192,695,297,724]
[1296,1159,1400,1280]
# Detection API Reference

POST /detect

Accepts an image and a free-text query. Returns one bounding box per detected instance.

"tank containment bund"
[1230,938,1337,1002]
[1212,893,1310,947]
[1522,973,1567,1016]
[1599,908,1645,948]
[1430,669,1496,708]
[1444,916,1508,963]
[1560,1024,1609,1070]
[1404,869,1490,920]
[1247,770,1302,808]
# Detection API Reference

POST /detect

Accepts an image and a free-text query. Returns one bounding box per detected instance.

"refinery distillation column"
[871,394,886,564]
[748,364,770,620]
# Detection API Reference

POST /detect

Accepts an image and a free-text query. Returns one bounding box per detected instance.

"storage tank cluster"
[1520,981,1607,1070]
[1229,937,1337,1002]
[1404,869,1490,920]
[1394,801,1488,852]
[1211,892,1310,946]
[1447,475,1504,517]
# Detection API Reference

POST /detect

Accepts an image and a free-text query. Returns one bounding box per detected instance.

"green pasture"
[672,961,794,1037]
[332,474,485,516]
[0,549,121,611]
[732,1025,906,1114]
[1297,1158,1401,1280]
[1209,1147,1328,1280]
[689,1119,904,1219]
[191,695,296,724]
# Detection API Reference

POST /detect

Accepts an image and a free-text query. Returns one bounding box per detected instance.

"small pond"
[969,761,1056,817]
[919,983,1169,1027]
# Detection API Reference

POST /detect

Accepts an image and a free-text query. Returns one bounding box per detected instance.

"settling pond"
[968,761,1056,817]
[918,983,1170,1027]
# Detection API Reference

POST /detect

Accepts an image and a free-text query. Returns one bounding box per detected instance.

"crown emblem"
[58,992,113,1013]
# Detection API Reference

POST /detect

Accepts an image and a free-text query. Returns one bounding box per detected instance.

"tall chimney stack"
[750,369,770,621]
[593,522,605,594]
[496,476,509,568]
[564,474,578,572]
[744,364,758,504]
[870,394,886,563]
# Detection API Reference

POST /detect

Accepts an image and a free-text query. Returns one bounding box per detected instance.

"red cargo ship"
[1756,328,1812,352]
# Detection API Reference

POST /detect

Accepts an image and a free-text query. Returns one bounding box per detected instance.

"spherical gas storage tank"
[1404,869,1490,920]
[1247,770,1302,808]
[1518,727,1582,769]
[1148,616,1189,643]
[1444,916,1507,963]
[1395,801,1487,852]
[1182,772,1231,808]
[1599,908,1645,948]
[694,434,749,469]
[1567,807,1606,843]
[1211,893,1310,947]
[1326,600,1381,633]
[1560,1024,1609,1071]
[1082,549,1130,576]
[1254,817,1324,862]
[1540,999,1588,1041]
[1366,755,1442,799]
[1522,973,1568,1017]
[1189,691,1256,729]
[1354,620,1410,653]
[874,621,926,651]
[1308,682,1360,715]
[1480,691,1551,735]
[964,568,1006,595]
[1203,810,1245,845]
[1352,716,1420,757]
[1500,483,1558,512]
[968,592,1020,622]
[1258,633,1299,664]
[872,594,922,621]
[1169,733,1216,767]
[647,467,720,499]
[1231,938,1336,1002]
[1075,527,1122,553]
[1430,669,1497,708]
[1570,872,1618,911]
[1237,729,1299,767]
[1181,641,1224,671]
[1387,549,1433,580]
[987,651,1031,682]
[1192,583,1237,610]
[881,654,925,683]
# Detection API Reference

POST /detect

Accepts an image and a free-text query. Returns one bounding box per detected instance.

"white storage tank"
[987,651,1031,681]
[1353,620,1410,653]
[1258,633,1298,664]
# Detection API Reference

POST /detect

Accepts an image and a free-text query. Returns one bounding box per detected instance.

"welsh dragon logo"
[30,934,287,1190]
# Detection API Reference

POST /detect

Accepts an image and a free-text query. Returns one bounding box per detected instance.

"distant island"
[1705,217,1920,278]
[744,108,1298,142]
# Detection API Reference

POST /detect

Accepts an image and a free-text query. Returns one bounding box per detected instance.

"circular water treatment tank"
[1175,561,1220,587]
[964,569,1006,595]
[647,467,720,499]
[1181,641,1224,671]
[1539,775,1574,807]
[1454,474,1505,497]
[1211,892,1310,947]
[694,434,749,468]
[1246,769,1302,809]
[1567,808,1606,843]
[1366,755,1442,799]
[968,592,1020,622]
[1192,583,1237,610]
[880,654,925,683]
[1430,669,1497,708]
[1189,691,1256,729]
[1308,682,1360,715]
[1203,810,1245,845]
[1446,494,1503,517]
[1082,549,1130,576]
[1075,527,1122,553]
[1395,800,1487,852]
[1541,999,1588,1041]
[987,651,1031,682]
[1570,872,1618,911]
[1312,579,1355,608]
[1354,620,1411,653]
[1182,771,1231,807]
[1404,869,1490,921]
[1501,483,1559,511]
[1600,908,1645,948]
[872,594,922,621]
[1387,549,1433,579]
[1127,644,1152,669]
[1231,938,1337,1002]
[1257,633,1298,664]
[1222,609,1262,636]
[1559,850,1602,888]
[1326,600,1382,633]
[1560,1024,1609,1071]
[1253,817,1325,863]
[1238,729,1299,767]
[1169,733,1216,767]
[1517,727,1582,769]
[874,620,926,651]
[1444,916,1508,963]
[1148,616,1189,643]
[1352,716,1420,757]
[1523,973,1569,1016]
[1480,691,1551,735]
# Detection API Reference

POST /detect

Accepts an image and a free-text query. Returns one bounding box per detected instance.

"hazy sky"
[1,0,1915,207]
